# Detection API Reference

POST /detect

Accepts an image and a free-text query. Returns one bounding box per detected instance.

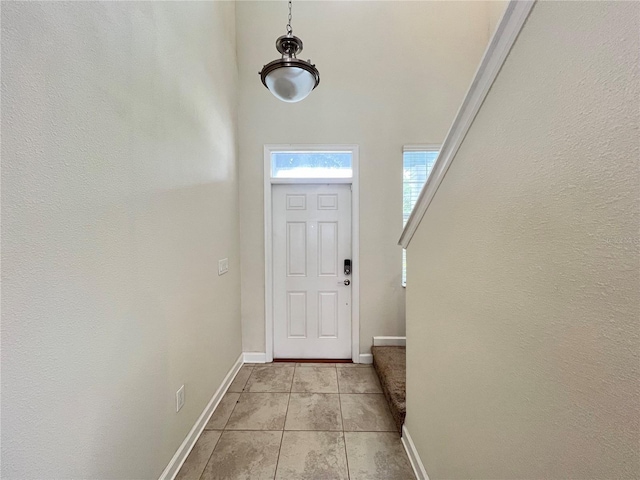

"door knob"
[338,279,351,286]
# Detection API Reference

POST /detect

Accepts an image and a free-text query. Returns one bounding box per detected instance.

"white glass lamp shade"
[265,65,317,103]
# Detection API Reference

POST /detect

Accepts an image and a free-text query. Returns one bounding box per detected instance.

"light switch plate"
[218,258,229,276]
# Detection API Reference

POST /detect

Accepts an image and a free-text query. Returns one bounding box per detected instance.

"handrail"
[398,0,536,249]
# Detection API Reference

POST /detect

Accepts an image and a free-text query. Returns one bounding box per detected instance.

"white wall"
[1,2,241,478]
[237,1,495,355]
[486,0,508,37]
[406,1,639,478]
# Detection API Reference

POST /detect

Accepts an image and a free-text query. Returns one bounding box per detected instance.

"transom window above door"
[270,151,353,179]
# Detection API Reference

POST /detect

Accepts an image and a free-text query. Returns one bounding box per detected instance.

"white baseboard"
[159,353,243,480]
[402,425,430,480]
[358,353,373,364]
[243,352,267,363]
[373,336,406,347]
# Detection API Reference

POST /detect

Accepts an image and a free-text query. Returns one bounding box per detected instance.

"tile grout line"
[219,364,254,431]
[221,392,243,431]
[195,365,255,480]
[197,430,223,480]
[240,364,256,393]
[223,365,256,429]
[272,366,296,479]
[219,429,398,433]
[336,368,352,480]
[237,391,296,393]
[262,393,387,396]
[272,429,285,480]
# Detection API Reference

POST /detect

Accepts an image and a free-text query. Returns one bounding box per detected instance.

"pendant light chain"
[286,0,293,36]
[259,0,319,102]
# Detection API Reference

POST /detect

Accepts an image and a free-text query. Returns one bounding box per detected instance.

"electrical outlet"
[218,258,229,276]
[176,385,185,412]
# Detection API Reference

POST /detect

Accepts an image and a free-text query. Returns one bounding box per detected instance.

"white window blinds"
[402,147,439,285]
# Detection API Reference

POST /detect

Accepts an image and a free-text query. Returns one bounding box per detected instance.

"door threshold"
[274,358,353,363]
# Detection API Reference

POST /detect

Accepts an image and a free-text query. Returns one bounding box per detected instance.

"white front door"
[273,184,352,359]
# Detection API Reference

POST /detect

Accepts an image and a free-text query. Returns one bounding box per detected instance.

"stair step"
[372,346,406,433]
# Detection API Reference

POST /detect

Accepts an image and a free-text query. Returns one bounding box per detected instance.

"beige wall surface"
[486,0,508,37]
[406,1,639,479]
[237,1,493,355]
[1,2,241,478]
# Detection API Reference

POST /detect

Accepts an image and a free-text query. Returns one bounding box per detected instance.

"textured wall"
[486,0,508,37]
[1,2,241,478]
[236,1,494,355]
[406,1,639,478]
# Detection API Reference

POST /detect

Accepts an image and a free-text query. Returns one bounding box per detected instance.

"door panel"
[273,184,352,359]
[318,222,338,276]
[287,223,307,276]
[286,194,306,210]
[318,292,338,338]
[287,292,307,338]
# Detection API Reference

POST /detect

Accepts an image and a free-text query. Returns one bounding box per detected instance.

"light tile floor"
[176,363,416,480]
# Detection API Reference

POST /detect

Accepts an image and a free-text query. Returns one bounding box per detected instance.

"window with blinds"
[402,147,440,286]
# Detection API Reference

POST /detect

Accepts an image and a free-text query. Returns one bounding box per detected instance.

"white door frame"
[264,144,360,363]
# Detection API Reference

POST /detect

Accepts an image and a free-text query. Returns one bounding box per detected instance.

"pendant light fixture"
[259,0,320,103]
